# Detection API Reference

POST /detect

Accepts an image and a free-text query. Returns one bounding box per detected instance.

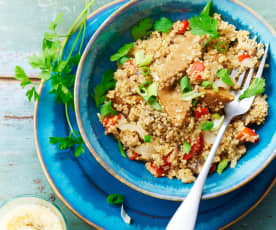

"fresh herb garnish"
[138,81,162,111]
[49,134,84,157]
[183,142,191,154]
[153,17,173,33]
[144,135,152,143]
[217,68,234,86]
[100,101,118,117]
[181,90,205,101]
[217,159,229,174]
[192,99,198,108]
[92,69,116,107]
[239,78,265,100]
[201,80,213,89]
[107,194,124,205]
[119,56,130,65]
[131,18,153,40]
[216,41,229,53]
[134,50,153,66]
[14,0,97,157]
[189,15,219,40]
[110,43,134,62]
[141,66,150,76]
[213,83,219,92]
[200,0,213,16]
[118,140,127,158]
[200,121,214,130]
[180,76,191,93]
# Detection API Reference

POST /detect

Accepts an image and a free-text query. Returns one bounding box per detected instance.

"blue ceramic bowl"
[75,0,276,200]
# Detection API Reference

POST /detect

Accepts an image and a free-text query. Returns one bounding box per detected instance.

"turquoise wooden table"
[0,0,275,229]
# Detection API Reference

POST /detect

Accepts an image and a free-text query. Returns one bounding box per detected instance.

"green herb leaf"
[144,135,152,143]
[239,78,265,100]
[110,43,134,62]
[217,68,234,86]
[153,17,173,33]
[183,141,191,154]
[107,194,124,205]
[181,90,205,101]
[14,66,31,88]
[213,84,219,92]
[211,113,221,120]
[217,159,229,174]
[100,101,118,117]
[49,12,64,32]
[189,15,219,39]
[49,135,84,157]
[200,121,214,130]
[180,76,191,93]
[216,41,229,53]
[119,56,130,65]
[201,80,213,89]
[141,66,150,76]
[131,18,153,40]
[26,87,40,102]
[134,50,153,66]
[92,69,116,107]
[138,81,161,111]
[118,140,127,158]
[192,99,198,108]
[200,0,213,16]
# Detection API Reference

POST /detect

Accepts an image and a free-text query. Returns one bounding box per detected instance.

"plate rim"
[74,0,276,201]
[34,0,276,229]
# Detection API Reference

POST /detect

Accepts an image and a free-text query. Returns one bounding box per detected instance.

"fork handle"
[166,117,232,230]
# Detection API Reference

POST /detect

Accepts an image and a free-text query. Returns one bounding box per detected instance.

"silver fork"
[166,44,269,230]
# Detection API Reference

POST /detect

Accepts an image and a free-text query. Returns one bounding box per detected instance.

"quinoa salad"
[93,1,268,183]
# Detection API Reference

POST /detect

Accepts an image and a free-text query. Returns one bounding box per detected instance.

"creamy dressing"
[0,197,66,230]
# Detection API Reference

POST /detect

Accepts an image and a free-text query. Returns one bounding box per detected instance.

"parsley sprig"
[239,78,265,100]
[14,0,97,157]
[131,18,153,40]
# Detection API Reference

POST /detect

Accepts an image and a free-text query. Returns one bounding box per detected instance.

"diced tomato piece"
[194,107,209,119]
[150,161,164,177]
[238,53,250,62]
[190,61,205,75]
[183,133,204,160]
[209,163,217,173]
[164,154,171,167]
[129,151,140,160]
[237,127,259,143]
[103,115,121,132]
[177,19,189,34]
[124,60,134,65]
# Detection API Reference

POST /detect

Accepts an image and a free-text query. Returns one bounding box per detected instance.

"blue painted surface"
[35,1,276,229]
[75,0,276,201]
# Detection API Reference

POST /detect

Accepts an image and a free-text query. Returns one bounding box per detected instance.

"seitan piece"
[157,33,203,89]
[199,87,235,110]
[158,86,191,127]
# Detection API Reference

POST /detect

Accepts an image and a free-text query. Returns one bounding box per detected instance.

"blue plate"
[75,0,276,200]
[35,1,276,229]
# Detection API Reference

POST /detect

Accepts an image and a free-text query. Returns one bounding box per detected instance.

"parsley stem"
[59,0,96,59]
[65,102,78,138]
[66,23,84,62]
[79,0,88,54]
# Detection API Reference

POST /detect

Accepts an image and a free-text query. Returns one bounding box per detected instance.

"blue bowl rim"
[74,0,276,201]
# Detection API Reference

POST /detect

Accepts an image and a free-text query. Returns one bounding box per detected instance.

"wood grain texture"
[0,0,275,230]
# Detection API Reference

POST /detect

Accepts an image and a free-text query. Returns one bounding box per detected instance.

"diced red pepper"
[177,19,189,34]
[103,114,121,132]
[150,161,164,177]
[238,53,250,62]
[190,61,205,74]
[129,151,140,160]
[194,107,209,119]
[183,133,204,160]
[164,154,171,167]
[124,60,134,65]
[237,127,259,143]
[209,163,217,173]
